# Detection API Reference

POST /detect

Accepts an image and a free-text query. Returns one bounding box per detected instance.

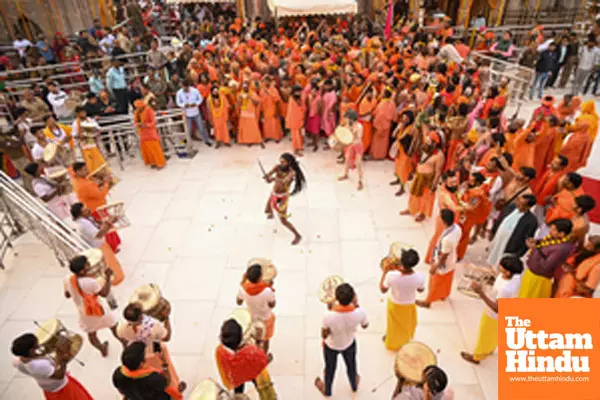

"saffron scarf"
[242,281,274,295]
[120,366,182,399]
[69,275,103,317]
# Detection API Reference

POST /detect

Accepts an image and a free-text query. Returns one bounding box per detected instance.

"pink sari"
[321,91,337,136]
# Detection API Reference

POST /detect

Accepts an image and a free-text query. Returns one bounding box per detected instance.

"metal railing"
[0,170,90,269]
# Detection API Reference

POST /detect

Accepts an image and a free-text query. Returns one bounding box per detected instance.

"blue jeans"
[186,114,211,144]
[530,71,550,100]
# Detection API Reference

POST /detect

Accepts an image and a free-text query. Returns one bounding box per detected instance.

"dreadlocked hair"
[281,152,306,196]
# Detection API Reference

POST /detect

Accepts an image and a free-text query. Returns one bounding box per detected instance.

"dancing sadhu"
[338,110,365,191]
[263,153,306,245]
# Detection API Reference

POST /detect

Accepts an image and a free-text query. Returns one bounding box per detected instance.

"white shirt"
[176,87,202,117]
[99,34,116,54]
[13,39,32,57]
[75,217,103,248]
[47,91,71,119]
[238,286,275,321]
[117,315,167,356]
[63,275,117,333]
[322,308,368,351]
[13,358,67,392]
[434,224,462,273]
[31,143,44,161]
[383,271,426,305]
[17,118,36,149]
[32,178,75,220]
[486,273,522,319]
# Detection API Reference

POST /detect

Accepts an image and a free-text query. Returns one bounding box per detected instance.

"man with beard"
[263,153,307,245]
[237,81,264,147]
[488,194,538,266]
[533,155,569,225]
[208,85,231,147]
[500,166,536,213]
[456,172,492,261]
[400,130,445,222]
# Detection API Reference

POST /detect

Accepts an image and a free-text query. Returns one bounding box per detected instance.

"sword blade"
[257,159,267,177]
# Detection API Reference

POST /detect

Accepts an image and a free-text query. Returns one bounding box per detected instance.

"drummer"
[11,333,93,399]
[461,255,523,365]
[116,303,187,394]
[72,106,107,172]
[338,109,365,191]
[63,254,125,357]
[25,162,77,221]
[70,202,125,285]
[393,365,454,400]
[315,283,368,397]
[237,263,276,357]
[30,128,49,163]
[43,115,74,165]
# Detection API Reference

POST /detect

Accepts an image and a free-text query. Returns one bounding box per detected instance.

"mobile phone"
[153,341,161,353]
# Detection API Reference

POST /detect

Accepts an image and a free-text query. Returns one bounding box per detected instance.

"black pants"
[113,88,129,114]
[323,340,358,396]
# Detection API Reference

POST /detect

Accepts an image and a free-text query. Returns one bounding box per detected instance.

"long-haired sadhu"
[134,100,166,169]
[263,153,307,245]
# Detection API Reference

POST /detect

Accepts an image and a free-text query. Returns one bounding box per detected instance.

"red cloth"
[215,344,268,389]
[583,176,600,224]
[92,211,121,252]
[44,375,93,400]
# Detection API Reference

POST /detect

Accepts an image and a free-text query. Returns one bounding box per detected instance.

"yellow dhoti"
[82,147,106,173]
[518,268,552,299]
[473,312,498,361]
[384,300,417,351]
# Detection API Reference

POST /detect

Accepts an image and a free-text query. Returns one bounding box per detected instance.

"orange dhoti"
[394,147,413,183]
[291,128,303,151]
[264,313,276,340]
[100,241,124,285]
[140,140,166,168]
[44,375,93,400]
[425,271,455,303]
[359,120,373,151]
[457,217,475,261]
[146,344,180,394]
[408,173,435,217]
[213,118,230,144]
[238,115,262,144]
[263,116,283,141]
[444,138,461,171]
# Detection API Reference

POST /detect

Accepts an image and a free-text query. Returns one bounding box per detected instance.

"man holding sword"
[261,153,306,245]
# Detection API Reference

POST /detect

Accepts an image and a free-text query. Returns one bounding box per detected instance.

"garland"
[209,95,224,118]
[536,234,571,249]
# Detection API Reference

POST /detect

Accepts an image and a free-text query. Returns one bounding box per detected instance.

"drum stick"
[371,374,394,393]
[33,321,85,367]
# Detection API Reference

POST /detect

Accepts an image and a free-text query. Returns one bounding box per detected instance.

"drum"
[228,307,266,345]
[334,126,353,146]
[88,163,120,187]
[42,143,67,166]
[256,368,277,400]
[457,264,495,298]
[44,166,73,195]
[247,257,277,284]
[130,283,171,321]
[394,341,437,385]
[380,242,413,272]
[35,318,83,363]
[96,202,130,231]
[188,379,233,400]
[80,120,99,148]
[79,248,105,276]
[318,275,344,304]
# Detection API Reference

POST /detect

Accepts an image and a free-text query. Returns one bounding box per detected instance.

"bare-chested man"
[264,153,306,245]
[401,130,445,222]
[338,110,365,191]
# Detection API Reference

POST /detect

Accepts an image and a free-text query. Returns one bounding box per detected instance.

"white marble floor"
[0,96,598,400]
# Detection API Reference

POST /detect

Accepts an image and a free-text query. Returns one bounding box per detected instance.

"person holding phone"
[116,303,186,395]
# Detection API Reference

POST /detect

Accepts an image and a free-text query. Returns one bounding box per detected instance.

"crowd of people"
[3,1,600,400]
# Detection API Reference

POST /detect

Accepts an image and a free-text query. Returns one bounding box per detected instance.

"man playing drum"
[237,263,276,358]
[380,249,425,351]
[263,153,306,245]
[25,162,77,221]
[393,365,454,400]
[215,319,269,396]
[113,341,183,400]
[461,255,523,365]
[314,283,368,397]
[338,110,365,191]
[11,333,93,400]
[63,255,124,357]
[70,202,125,285]
[71,106,107,173]
[116,303,186,395]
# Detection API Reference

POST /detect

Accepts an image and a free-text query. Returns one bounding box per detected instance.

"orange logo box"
[498,298,600,400]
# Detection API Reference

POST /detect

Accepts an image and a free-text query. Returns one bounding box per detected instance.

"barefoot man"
[401,131,445,222]
[263,153,306,245]
[338,110,365,191]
